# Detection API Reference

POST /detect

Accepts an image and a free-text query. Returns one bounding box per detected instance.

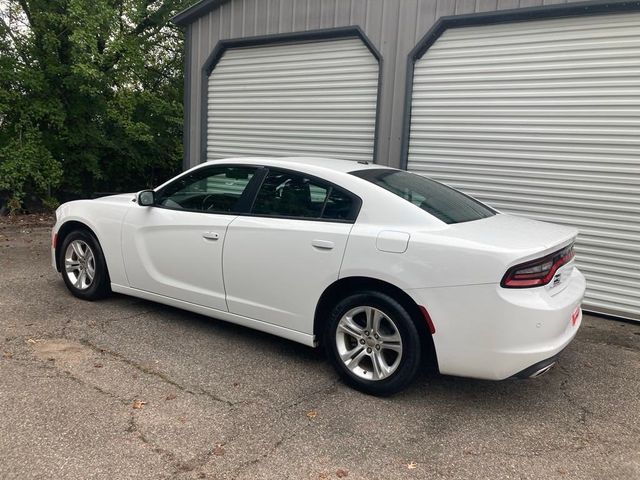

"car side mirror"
[137,190,155,207]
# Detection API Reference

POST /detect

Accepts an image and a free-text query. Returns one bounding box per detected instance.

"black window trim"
[151,163,363,223]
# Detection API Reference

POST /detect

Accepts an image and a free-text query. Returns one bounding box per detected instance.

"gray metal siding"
[184,0,584,170]
[407,12,640,320]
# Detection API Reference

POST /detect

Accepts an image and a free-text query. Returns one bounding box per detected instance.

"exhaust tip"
[512,351,564,379]
[529,362,555,378]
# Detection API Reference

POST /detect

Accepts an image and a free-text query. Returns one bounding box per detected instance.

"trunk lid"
[410,214,578,287]
[441,213,577,256]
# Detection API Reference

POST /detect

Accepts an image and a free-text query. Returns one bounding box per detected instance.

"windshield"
[351,169,496,224]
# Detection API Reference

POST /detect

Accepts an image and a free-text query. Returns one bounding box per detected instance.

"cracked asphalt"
[1,218,639,480]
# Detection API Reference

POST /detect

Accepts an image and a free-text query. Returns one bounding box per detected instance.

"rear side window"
[351,169,496,224]
[251,169,358,221]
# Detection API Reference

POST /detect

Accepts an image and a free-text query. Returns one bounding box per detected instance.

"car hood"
[93,193,136,204]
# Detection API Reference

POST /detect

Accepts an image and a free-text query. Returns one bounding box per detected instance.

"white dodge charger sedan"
[52,157,585,395]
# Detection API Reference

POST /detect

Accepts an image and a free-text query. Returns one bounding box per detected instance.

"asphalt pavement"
[1,217,639,479]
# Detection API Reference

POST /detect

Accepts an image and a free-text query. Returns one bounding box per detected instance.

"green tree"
[0,0,189,213]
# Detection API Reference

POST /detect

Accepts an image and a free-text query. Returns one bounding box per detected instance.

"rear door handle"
[202,231,220,241]
[312,239,334,250]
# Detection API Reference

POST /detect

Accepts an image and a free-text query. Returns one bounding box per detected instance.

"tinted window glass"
[252,170,328,218]
[351,169,496,224]
[323,188,354,221]
[156,166,255,213]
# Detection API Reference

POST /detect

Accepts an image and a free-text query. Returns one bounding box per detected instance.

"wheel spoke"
[74,270,85,288]
[370,351,387,379]
[65,262,80,272]
[380,341,402,353]
[337,315,364,339]
[378,330,401,344]
[86,260,95,280]
[345,348,367,372]
[371,310,383,334]
[71,241,84,259]
[365,307,375,331]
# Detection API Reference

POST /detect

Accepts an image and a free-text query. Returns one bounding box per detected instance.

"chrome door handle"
[312,239,334,250]
[202,231,220,241]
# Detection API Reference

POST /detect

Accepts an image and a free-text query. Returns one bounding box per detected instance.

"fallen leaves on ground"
[165,393,177,401]
[3,351,12,358]
[94,363,103,368]
[407,462,418,469]
[132,399,147,409]
[306,409,317,419]
[336,469,348,478]
[26,338,43,344]
[213,444,225,456]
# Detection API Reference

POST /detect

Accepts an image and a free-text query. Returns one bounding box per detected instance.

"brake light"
[52,232,57,249]
[501,244,575,288]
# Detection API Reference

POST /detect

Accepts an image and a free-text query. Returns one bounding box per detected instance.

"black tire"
[59,229,111,301]
[324,291,422,396]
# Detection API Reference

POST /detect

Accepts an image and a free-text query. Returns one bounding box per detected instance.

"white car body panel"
[52,156,586,381]
[121,206,231,310]
[406,265,584,380]
[223,216,352,333]
[52,194,132,286]
[110,283,315,346]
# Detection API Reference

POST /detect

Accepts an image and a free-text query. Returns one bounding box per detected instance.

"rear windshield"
[351,169,496,224]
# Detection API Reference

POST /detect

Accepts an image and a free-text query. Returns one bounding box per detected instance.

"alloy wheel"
[335,306,403,381]
[64,240,96,290]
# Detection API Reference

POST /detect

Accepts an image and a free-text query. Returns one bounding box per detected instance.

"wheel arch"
[314,276,438,372]
[55,220,101,272]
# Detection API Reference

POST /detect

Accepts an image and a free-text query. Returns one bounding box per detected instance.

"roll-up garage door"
[407,12,640,321]
[206,37,379,162]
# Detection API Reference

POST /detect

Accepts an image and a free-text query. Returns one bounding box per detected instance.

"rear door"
[122,165,258,310]
[223,168,360,334]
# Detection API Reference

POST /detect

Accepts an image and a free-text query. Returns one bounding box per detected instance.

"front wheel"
[60,230,111,300]
[324,291,422,396]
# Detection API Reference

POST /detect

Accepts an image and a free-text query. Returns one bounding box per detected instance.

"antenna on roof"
[357,160,369,165]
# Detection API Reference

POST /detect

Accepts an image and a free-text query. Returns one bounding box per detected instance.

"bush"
[0,0,189,213]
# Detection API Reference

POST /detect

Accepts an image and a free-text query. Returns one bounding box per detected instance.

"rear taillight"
[501,244,575,288]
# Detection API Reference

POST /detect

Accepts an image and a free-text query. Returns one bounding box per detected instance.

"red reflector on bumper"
[52,233,57,249]
[419,306,436,335]
[571,307,580,326]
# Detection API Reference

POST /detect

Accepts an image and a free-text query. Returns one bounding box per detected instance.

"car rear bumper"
[406,267,586,380]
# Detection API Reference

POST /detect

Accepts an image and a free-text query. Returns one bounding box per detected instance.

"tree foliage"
[0,0,190,213]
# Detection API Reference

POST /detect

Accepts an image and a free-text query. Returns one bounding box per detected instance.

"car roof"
[204,156,394,174]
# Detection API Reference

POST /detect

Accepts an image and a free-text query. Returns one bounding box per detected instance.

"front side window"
[251,169,358,221]
[351,169,496,224]
[155,166,256,213]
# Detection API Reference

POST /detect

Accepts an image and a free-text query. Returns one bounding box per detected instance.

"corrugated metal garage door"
[206,37,378,161]
[407,13,640,321]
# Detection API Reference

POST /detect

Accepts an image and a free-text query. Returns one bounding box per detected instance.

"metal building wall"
[406,11,640,320]
[182,0,585,170]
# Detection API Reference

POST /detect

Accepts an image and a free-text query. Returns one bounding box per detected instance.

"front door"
[122,165,258,311]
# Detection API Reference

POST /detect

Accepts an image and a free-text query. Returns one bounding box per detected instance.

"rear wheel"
[60,230,110,300]
[324,291,422,396]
